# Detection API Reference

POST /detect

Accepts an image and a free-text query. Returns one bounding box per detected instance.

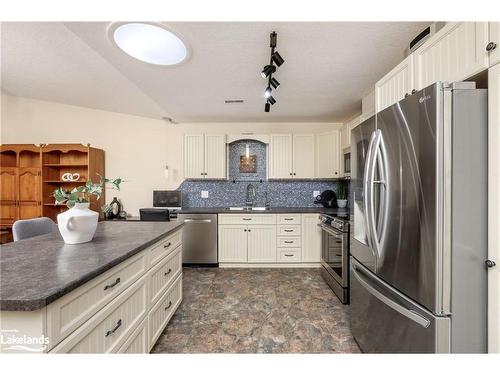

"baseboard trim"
[219,263,321,268]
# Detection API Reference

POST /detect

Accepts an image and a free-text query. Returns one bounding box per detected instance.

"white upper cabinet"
[315,130,340,179]
[375,54,415,113]
[414,22,489,90]
[489,22,500,67]
[184,134,226,179]
[361,90,375,121]
[184,134,205,179]
[204,134,227,179]
[268,134,293,179]
[292,134,315,179]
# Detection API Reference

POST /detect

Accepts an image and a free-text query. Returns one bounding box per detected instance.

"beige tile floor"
[152,267,360,353]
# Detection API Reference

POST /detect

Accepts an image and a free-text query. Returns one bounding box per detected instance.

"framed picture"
[240,155,257,173]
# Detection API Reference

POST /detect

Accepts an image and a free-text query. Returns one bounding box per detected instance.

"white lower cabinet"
[247,225,277,263]
[301,214,322,262]
[46,227,184,354]
[218,225,248,262]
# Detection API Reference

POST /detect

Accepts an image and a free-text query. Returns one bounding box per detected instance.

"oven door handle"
[317,223,344,239]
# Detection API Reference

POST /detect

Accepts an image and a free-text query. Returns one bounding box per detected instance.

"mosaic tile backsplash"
[178,140,340,208]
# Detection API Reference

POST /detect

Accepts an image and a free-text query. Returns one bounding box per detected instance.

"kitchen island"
[0,221,184,353]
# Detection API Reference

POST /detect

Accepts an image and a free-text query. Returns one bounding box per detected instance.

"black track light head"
[264,86,272,98]
[272,51,285,67]
[265,102,271,112]
[270,77,280,89]
[261,64,276,78]
[268,96,276,105]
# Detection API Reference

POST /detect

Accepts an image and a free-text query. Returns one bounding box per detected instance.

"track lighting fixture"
[261,64,276,78]
[271,51,285,66]
[261,31,284,113]
[270,77,280,89]
[264,86,272,98]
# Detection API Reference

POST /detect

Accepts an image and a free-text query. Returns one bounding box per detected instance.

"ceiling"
[1,22,429,123]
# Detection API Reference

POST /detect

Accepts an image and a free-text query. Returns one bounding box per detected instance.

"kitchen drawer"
[148,246,182,308]
[47,251,148,348]
[278,225,301,236]
[50,275,148,353]
[117,317,148,353]
[148,273,183,351]
[150,228,182,266]
[218,214,277,225]
[278,214,301,225]
[277,237,301,247]
[278,249,302,262]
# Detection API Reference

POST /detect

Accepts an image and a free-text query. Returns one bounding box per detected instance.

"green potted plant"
[53,177,122,244]
[336,180,348,208]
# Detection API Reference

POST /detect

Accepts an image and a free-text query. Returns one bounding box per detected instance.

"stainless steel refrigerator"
[349,82,488,353]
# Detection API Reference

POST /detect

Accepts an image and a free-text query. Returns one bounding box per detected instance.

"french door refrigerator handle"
[367,130,382,265]
[351,262,431,328]
[363,131,378,250]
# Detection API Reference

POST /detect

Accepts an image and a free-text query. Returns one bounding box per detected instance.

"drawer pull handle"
[164,301,172,311]
[284,254,294,257]
[284,241,294,244]
[104,277,121,290]
[284,229,293,232]
[284,218,293,221]
[164,242,172,249]
[242,218,252,221]
[164,268,172,276]
[105,319,122,337]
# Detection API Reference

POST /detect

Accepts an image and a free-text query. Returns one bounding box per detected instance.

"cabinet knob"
[248,229,251,232]
[293,173,296,176]
[334,172,338,175]
[289,172,293,176]
[486,42,497,52]
[405,93,409,98]
[411,89,417,94]
[485,259,496,268]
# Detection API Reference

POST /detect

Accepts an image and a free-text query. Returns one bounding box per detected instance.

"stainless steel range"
[318,214,350,304]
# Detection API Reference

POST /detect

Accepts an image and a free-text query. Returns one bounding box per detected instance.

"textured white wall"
[1,94,341,215]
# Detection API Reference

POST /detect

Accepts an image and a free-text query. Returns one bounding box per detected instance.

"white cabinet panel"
[247,225,277,263]
[184,134,205,179]
[204,134,227,179]
[315,131,340,179]
[414,22,489,90]
[218,225,248,262]
[293,134,315,178]
[268,134,292,179]
[301,214,322,262]
[375,54,415,112]
[488,63,500,353]
[489,22,500,67]
[117,318,148,353]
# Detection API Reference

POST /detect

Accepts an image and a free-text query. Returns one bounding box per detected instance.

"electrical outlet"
[313,191,320,198]
[201,191,209,199]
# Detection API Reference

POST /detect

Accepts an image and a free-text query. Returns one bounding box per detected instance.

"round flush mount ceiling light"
[110,23,189,66]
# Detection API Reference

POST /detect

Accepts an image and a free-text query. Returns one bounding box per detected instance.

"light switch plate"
[201,191,209,199]
[313,191,320,197]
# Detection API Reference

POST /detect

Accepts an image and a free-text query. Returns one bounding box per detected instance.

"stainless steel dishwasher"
[177,213,218,265]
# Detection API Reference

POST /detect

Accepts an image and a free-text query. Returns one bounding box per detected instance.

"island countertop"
[0,221,183,311]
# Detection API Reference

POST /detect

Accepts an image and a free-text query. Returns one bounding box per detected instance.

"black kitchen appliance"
[314,189,337,208]
[139,208,170,221]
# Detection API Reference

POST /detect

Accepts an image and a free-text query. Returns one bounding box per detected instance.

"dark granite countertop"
[177,206,349,215]
[0,221,183,311]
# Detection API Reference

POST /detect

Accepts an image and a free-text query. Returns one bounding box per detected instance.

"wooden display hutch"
[0,144,105,243]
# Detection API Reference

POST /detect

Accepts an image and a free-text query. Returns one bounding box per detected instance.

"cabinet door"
[293,134,315,178]
[184,134,205,179]
[204,134,227,179]
[375,54,415,112]
[268,134,292,179]
[247,225,277,263]
[415,22,489,90]
[315,131,340,179]
[218,225,248,263]
[489,22,500,67]
[0,167,17,225]
[488,63,500,353]
[18,167,41,219]
[301,214,322,262]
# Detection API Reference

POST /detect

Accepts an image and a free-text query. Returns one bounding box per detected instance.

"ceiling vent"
[404,22,446,57]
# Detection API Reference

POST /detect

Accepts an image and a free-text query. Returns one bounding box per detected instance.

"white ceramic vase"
[57,202,99,244]
[337,199,348,208]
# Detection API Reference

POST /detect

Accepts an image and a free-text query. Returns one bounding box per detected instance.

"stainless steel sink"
[225,207,270,211]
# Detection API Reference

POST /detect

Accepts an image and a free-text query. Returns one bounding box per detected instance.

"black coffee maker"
[314,190,338,208]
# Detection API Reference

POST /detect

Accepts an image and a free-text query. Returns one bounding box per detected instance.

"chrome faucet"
[245,183,256,207]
